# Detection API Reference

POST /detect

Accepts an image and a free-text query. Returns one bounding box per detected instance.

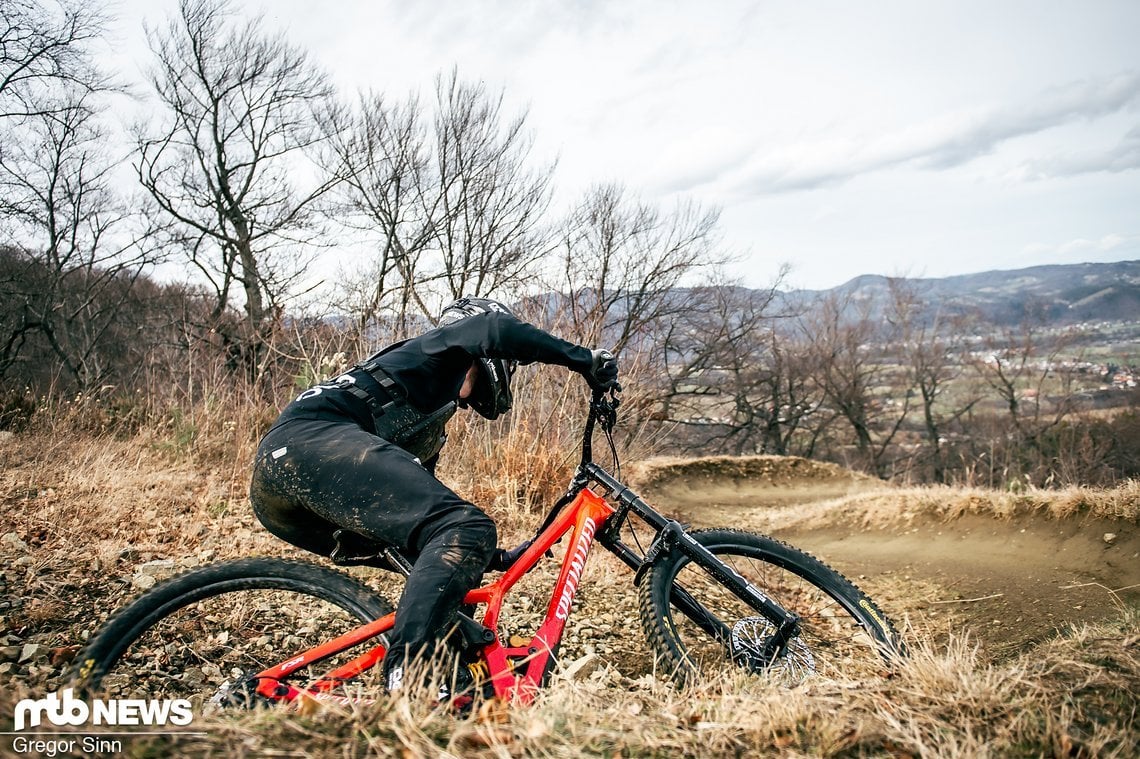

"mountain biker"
[249,296,619,694]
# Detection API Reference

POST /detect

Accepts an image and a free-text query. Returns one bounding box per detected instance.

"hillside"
[778,259,1140,327]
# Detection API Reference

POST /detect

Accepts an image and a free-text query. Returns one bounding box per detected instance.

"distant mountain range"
[777,260,1140,327]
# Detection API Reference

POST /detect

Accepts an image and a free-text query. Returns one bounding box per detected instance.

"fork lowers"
[637,529,902,686]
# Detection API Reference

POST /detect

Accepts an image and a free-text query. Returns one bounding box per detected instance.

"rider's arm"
[374,312,616,410]
[420,311,595,371]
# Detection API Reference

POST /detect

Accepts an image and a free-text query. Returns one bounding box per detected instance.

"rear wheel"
[639,529,902,685]
[73,558,393,706]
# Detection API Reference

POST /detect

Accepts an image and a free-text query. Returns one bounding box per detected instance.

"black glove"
[586,349,620,391]
[487,539,533,572]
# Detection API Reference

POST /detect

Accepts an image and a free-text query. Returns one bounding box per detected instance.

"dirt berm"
[628,455,1140,659]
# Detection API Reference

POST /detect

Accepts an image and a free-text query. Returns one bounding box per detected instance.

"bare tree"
[321,70,555,331]
[751,326,834,457]
[319,92,432,333]
[659,284,761,454]
[659,279,778,453]
[657,274,833,457]
[0,1,158,393]
[803,290,913,478]
[0,91,157,391]
[885,278,976,483]
[430,70,554,304]
[968,308,1078,469]
[0,0,111,122]
[136,0,335,371]
[554,183,723,354]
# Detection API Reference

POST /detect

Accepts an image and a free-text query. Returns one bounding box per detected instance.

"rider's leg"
[250,469,340,557]
[249,419,497,690]
[382,504,496,690]
[251,419,470,551]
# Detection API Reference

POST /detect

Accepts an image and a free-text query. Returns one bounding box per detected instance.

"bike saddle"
[330,529,413,575]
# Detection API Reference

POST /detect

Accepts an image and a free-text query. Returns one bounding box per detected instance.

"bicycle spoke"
[76,559,393,710]
[640,530,900,686]
[99,589,370,704]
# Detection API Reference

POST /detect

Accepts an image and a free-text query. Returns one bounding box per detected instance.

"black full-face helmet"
[439,297,519,419]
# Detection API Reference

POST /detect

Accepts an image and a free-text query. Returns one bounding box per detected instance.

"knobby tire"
[73,557,393,704]
[638,529,902,685]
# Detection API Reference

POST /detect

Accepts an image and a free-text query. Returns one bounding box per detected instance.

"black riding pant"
[249,418,497,674]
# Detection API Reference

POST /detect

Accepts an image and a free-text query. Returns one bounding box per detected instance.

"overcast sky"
[107,0,1140,291]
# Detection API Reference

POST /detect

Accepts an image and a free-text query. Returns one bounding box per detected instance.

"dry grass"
[888,482,1140,523]
[724,481,1140,535]
[628,455,878,491]
[11,612,1129,757]
[439,381,583,522]
[1,396,1138,756]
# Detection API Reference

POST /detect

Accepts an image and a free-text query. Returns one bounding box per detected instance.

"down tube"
[522,489,614,691]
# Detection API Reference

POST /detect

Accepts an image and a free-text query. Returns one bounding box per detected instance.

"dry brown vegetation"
[3,4,1137,753]
[1,400,1138,757]
[629,454,1140,540]
[12,615,1130,758]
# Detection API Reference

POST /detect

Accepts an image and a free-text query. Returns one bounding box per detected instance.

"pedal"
[449,611,495,649]
[209,671,268,709]
[329,529,383,564]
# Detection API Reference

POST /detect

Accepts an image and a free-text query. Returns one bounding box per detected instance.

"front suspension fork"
[612,520,802,662]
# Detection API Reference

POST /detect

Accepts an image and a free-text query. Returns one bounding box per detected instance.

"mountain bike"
[73,389,903,708]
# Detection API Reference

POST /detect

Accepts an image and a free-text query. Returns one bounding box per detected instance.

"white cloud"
[104,0,1140,289]
[1018,123,1140,179]
[1023,233,1140,258]
[714,70,1140,196]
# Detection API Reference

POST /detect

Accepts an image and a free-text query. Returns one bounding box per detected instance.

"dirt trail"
[632,457,1140,658]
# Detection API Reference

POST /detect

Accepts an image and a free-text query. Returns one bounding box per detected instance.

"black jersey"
[271,311,593,438]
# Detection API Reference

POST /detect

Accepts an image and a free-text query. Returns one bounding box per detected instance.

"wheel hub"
[208,670,268,709]
[730,617,816,683]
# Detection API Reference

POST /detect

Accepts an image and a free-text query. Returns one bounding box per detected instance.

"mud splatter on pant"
[249,418,497,677]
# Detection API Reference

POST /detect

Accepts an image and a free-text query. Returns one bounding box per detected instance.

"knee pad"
[418,505,497,566]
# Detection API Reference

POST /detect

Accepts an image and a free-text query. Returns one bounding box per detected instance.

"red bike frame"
[251,486,616,706]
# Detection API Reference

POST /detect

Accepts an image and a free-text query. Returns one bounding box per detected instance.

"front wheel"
[73,557,394,705]
[638,529,902,685]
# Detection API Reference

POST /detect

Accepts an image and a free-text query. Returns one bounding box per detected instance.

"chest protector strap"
[345,359,456,463]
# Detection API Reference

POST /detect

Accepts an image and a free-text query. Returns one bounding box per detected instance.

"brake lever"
[595,390,620,433]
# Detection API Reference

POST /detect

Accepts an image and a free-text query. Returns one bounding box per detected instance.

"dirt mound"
[633,454,1140,659]
[628,455,880,514]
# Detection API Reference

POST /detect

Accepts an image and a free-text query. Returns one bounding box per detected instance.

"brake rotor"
[208,670,270,709]
[730,616,816,684]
